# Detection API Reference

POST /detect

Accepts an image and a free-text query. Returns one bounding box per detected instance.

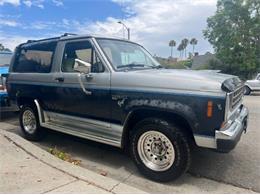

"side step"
[34,99,122,148]
[42,121,121,147]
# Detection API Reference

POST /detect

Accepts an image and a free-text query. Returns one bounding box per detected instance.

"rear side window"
[14,41,57,73]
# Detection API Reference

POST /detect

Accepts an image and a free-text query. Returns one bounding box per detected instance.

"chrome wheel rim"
[137,130,175,172]
[22,110,36,134]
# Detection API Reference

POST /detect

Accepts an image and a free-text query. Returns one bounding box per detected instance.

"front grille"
[230,86,244,110]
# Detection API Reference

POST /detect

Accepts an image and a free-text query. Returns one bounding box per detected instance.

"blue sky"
[0,0,217,57]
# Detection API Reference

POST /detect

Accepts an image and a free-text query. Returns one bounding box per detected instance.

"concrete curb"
[0,128,146,194]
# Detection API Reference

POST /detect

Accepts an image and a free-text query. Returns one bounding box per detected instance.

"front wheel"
[131,118,191,182]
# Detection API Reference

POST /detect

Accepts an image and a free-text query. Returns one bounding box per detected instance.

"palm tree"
[190,38,198,55]
[181,38,189,58]
[177,43,184,59]
[169,40,176,58]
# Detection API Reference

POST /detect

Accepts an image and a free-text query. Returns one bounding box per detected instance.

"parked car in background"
[0,51,18,112]
[7,34,248,182]
[244,73,260,95]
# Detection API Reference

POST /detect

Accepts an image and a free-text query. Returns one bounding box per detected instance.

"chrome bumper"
[216,105,248,139]
[215,105,249,152]
[194,105,249,152]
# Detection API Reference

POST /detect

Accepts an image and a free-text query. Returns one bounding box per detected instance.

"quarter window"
[14,41,56,73]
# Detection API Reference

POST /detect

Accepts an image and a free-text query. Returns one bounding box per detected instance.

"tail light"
[0,77,7,92]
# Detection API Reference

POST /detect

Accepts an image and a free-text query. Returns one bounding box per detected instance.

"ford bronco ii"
[7,34,249,182]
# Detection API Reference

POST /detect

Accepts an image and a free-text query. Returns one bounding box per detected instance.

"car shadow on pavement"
[1,111,258,192]
[34,129,230,185]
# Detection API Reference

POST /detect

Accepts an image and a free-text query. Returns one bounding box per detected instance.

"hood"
[112,69,242,93]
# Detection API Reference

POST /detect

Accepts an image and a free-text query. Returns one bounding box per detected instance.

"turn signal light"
[207,101,213,118]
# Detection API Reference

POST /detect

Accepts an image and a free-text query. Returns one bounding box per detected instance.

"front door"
[53,39,111,123]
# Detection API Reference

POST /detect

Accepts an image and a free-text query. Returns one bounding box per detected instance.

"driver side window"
[61,40,104,73]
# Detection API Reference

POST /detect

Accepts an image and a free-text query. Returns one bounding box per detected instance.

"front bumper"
[194,105,249,152]
[215,105,249,152]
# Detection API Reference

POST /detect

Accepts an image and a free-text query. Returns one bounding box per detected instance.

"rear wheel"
[131,118,191,182]
[19,104,44,141]
[244,86,251,95]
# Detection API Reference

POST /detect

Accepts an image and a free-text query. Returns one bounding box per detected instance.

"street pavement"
[0,94,259,193]
[0,129,145,193]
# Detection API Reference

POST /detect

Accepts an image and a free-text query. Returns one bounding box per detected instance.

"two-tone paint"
[7,35,246,150]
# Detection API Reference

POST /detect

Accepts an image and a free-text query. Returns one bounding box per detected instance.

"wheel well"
[17,97,35,108]
[122,109,195,151]
[245,85,251,90]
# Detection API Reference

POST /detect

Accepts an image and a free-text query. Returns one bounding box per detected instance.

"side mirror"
[74,58,91,74]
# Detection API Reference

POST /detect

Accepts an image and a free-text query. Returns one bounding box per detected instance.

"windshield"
[96,39,160,71]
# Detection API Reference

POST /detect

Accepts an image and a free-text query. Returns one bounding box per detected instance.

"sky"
[0,0,217,58]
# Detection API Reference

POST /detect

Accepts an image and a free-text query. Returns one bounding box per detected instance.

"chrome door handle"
[54,77,64,82]
[85,73,93,79]
[78,73,92,95]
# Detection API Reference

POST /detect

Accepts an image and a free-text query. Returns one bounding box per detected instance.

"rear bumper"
[215,105,248,152]
[194,105,249,153]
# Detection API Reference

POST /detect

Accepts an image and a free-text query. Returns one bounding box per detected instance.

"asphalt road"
[1,93,259,193]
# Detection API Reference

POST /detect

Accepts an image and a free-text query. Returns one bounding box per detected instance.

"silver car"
[245,73,260,95]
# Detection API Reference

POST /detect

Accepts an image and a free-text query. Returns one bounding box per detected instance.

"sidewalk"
[0,129,145,194]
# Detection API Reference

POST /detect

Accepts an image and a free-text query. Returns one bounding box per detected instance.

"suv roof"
[18,33,133,48]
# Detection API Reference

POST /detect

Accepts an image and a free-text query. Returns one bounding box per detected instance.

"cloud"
[0,0,20,6]
[1,0,218,56]
[52,0,63,7]
[23,0,31,7]
[0,18,19,27]
[23,0,44,8]
[83,0,218,57]
[0,33,42,50]
[0,0,62,8]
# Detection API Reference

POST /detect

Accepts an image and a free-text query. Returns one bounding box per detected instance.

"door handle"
[85,73,93,80]
[54,77,64,82]
[78,73,92,95]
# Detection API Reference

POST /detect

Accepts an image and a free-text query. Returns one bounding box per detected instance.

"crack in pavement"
[109,172,133,192]
[41,179,79,194]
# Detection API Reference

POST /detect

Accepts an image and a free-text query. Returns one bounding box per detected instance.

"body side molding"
[33,99,123,148]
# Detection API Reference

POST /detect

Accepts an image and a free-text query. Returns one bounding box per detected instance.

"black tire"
[130,118,191,182]
[19,104,44,141]
[244,86,251,95]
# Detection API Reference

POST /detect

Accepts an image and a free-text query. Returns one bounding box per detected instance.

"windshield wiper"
[151,65,163,69]
[117,63,147,69]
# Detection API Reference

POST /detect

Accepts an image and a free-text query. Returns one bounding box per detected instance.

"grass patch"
[48,147,81,165]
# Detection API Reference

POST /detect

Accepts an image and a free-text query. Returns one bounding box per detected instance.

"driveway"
[1,94,259,193]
